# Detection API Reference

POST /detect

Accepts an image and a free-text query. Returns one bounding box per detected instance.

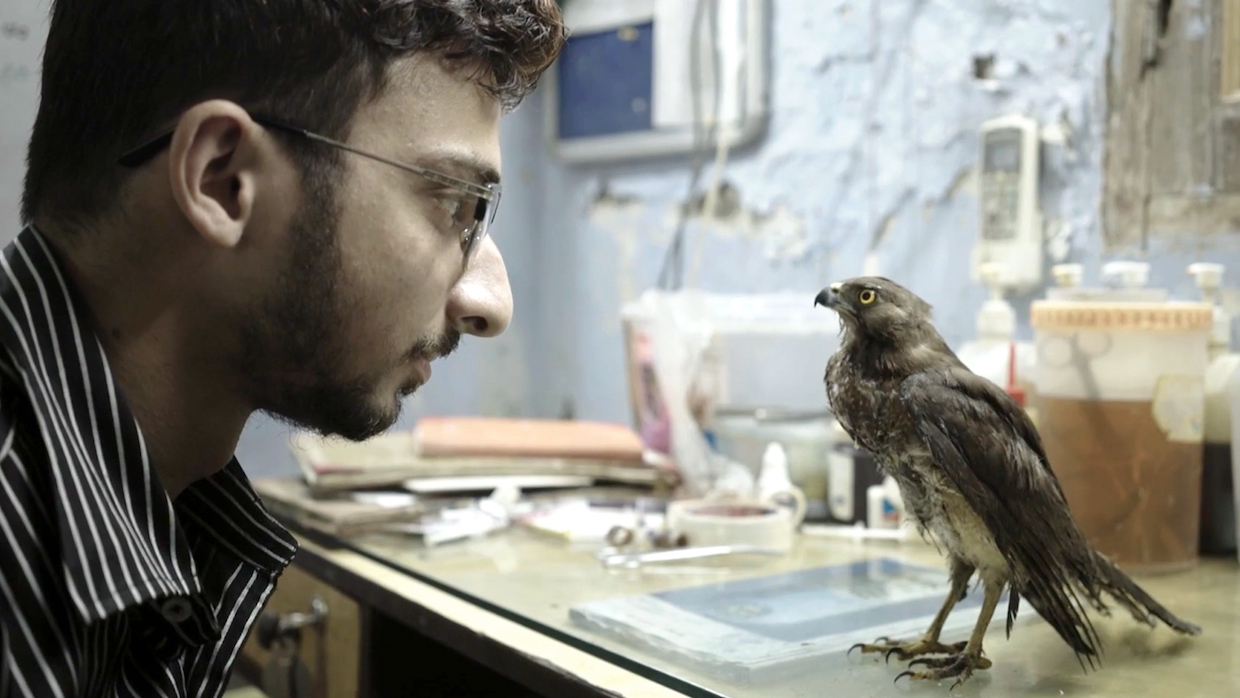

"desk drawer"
[239,560,362,698]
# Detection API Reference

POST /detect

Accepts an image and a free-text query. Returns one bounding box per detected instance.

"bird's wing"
[898,367,1105,666]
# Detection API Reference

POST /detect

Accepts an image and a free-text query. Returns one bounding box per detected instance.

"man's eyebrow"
[414,152,501,186]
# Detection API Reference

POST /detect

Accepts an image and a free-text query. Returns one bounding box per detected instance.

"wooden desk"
[236,534,686,698]
[238,523,1240,698]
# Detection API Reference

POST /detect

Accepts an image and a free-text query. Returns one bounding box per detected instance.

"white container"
[956,340,1036,395]
[1031,301,1211,402]
[711,409,832,519]
[621,291,842,415]
[619,290,842,495]
[1030,299,1213,573]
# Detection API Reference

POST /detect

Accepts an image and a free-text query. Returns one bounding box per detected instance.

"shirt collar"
[0,225,296,627]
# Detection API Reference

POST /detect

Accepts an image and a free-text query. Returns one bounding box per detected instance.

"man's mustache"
[409,330,461,361]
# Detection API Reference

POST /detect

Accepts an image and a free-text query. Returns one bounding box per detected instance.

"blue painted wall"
[237,0,1240,476]
[8,0,1236,480]
[515,0,1120,428]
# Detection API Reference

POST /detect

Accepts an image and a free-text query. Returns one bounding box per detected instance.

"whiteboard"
[0,0,49,243]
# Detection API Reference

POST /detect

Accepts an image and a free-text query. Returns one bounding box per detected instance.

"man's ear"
[165,100,262,249]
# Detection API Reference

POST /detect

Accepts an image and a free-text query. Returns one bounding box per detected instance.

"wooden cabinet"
[237,560,362,698]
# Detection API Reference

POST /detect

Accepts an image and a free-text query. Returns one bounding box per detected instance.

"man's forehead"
[359,53,503,181]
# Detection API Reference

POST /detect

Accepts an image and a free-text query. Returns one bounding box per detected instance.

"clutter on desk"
[824,419,886,526]
[288,416,678,494]
[251,477,425,537]
[389,484,526,547]
[517,493,668,544]
[257,416,681,549]
[754,442,807,520]
[712,407,833,519]
[620,289,841,498]
[414,415,645,461]
[665,498,801,553]
[401,474,593,495]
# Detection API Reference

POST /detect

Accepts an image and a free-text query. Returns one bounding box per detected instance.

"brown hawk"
[817,276,1200,687]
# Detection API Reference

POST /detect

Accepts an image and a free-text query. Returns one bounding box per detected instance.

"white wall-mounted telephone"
[971,114,1043,291]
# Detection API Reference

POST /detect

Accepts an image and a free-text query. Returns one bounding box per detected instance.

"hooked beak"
[814,283,844,310]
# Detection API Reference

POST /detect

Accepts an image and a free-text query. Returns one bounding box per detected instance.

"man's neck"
[37,219,252,499]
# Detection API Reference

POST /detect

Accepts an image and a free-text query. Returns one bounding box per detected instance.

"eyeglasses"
[116,114,502,260]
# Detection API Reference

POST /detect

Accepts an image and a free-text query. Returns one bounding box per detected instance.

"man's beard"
[237,160,459,442]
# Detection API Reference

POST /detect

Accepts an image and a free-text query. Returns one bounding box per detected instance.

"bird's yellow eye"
[858,289,876,304]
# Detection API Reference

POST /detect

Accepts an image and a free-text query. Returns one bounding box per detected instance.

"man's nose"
[446,236,512,337]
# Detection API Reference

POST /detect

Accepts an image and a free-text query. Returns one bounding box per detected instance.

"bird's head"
[814,276,934,341]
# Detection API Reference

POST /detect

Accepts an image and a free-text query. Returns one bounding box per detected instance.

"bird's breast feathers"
[826,370,912,452]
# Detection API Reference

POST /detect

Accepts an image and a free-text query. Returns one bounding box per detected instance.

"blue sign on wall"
[556,22,655,140]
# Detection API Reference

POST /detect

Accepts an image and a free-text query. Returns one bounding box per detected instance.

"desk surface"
[301,514,1240,698]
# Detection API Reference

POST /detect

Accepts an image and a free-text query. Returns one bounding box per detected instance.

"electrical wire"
[689,0,744,288]
[654,0,721,291]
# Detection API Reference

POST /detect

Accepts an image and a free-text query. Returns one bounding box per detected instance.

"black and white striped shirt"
[0,225,299,697]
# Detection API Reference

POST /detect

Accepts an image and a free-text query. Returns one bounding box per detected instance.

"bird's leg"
[849,560,974,662]
[898,578,1002,689]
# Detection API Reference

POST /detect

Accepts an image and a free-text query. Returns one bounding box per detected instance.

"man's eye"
[429,193,467,229]
[436,194,463,217]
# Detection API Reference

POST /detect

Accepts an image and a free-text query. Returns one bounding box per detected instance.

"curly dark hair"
[21,0,567,232]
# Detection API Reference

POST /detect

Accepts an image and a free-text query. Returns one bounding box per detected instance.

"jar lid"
[1030,300,1213,332]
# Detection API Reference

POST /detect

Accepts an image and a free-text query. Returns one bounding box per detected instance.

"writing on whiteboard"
[1,22,30,40]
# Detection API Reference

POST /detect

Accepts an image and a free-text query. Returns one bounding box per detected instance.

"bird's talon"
[888,652,988,687]
[846,636,963,662]
[894,670,914,684]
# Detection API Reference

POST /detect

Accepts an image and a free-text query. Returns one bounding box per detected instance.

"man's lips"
[412,356,432,384]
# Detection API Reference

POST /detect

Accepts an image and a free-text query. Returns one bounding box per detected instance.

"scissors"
[1036,332,1112,399]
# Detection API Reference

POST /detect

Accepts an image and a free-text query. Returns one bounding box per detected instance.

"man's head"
[23,1,567,441]
[814,276,935,341]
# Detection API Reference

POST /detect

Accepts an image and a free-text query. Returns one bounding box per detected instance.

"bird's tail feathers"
[1019,565,1104,670]
[1092,550,1201,636]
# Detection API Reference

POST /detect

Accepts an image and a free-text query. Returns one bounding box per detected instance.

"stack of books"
[253,417,677,538]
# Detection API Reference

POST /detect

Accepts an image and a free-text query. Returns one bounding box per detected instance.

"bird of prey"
[815,276,1201,688]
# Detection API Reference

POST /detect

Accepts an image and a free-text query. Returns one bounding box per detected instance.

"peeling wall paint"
[235,0,1178,477]
[511,0,1117,426]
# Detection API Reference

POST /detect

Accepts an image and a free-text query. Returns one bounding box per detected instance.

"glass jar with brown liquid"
[1031,299,1213,574]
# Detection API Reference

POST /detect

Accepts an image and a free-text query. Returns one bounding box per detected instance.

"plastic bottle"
[1190,263,1238,554]
[957,262,1033,391]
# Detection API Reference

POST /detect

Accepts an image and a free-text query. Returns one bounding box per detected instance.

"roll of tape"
[667,499,797,552]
